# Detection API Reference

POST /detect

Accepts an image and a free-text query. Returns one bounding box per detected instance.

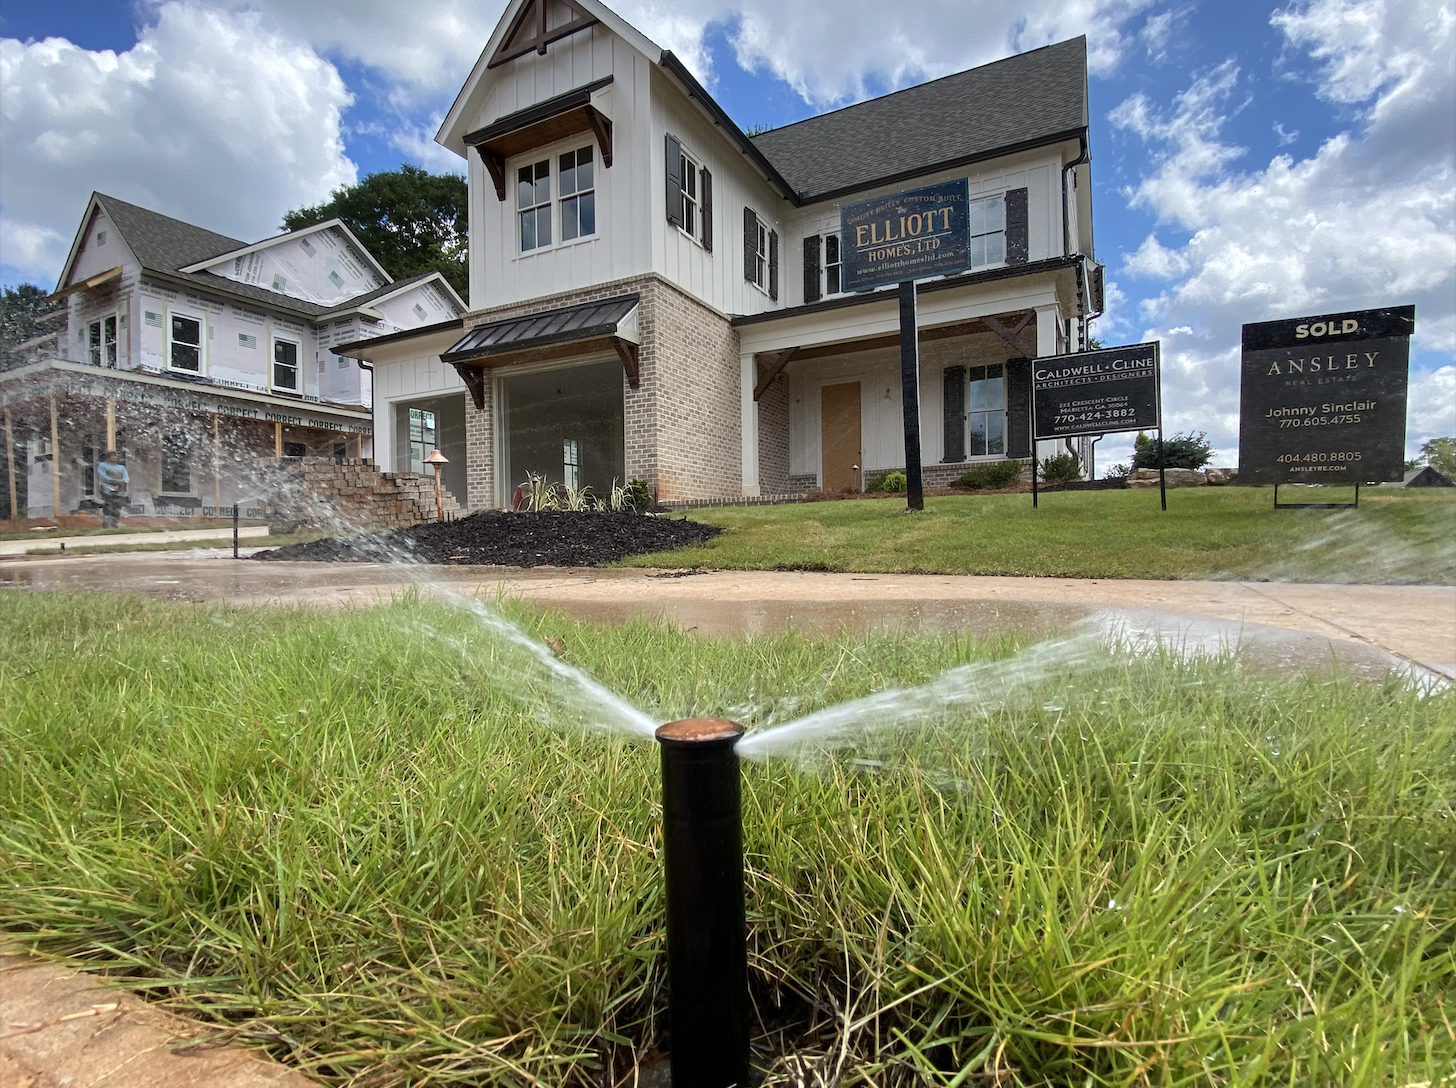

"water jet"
[656,718,751,1087]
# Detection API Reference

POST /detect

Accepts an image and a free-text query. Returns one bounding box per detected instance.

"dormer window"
[518,159,552,251]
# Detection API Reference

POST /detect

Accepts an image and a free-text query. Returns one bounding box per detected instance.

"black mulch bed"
[250,510,721,567]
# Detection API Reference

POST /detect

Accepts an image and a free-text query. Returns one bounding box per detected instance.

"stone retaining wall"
[258,457,462,533]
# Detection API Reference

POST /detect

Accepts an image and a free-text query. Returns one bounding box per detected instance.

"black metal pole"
[656,719,750,1088]
[1157,427,1167,512]
[232,502,239,559]
[1031,450,1039,508]
[898,280,924,511]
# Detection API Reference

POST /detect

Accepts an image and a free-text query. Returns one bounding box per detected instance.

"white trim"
[269,332,303,395]
[164,304,207,377]
[510,137,603,258]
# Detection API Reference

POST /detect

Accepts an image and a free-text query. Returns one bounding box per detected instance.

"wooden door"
[821,382,862,492]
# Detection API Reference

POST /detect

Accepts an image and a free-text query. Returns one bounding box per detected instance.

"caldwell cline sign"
[840,179,970,293]
[1238,305,1413,485]
[1032,342,1161,440]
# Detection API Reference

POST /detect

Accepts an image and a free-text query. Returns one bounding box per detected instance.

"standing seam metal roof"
[749,37,1088,203]
[442,295,639,362]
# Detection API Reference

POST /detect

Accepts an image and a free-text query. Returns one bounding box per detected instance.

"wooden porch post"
[105,397,116,450]
[4,407,16,520]
[49,395,61,517]
[274,421,283,457]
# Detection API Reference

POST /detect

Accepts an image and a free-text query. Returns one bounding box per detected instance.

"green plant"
[1039,451,1082,482]
[1133,430,1215,471]
[561,483,594,511]
[866,469,907,493]
[954,459,1023,489]
[1105,462,1132,479]
[521,473,560,511]
[1417,436,1455,479]
[624,478,653,512]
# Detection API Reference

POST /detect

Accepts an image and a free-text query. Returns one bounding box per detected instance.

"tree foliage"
[283,166,468,298]
[1,284,62,371]
[1418,436,1455,479]
[1133,430,1215,471]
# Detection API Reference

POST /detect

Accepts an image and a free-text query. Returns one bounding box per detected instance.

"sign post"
[1239,306,1413,506]
[1031,340,1163,506]
[841,179,971,511]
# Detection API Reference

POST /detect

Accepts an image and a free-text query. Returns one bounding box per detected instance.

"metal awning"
[441,293,641,408]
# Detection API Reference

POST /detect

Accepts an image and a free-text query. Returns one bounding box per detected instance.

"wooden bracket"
[611,336,640,389]
[458,364,487,410]
[752,346,798,401]
[475,145,508,202]
[982,312,1036,357]
[584,105,614,168]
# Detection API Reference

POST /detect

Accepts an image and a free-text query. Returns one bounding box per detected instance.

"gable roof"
[176,217,394,286]
[750,37,1088,204]
[314,271,466,320]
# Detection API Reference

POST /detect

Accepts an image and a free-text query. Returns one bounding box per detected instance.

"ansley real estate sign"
[1238,305,1414,485]
[840,179,970,292]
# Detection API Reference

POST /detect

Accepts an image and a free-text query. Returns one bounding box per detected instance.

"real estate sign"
[1032,341,1161,440]
[840,179,970,293]
[1238,306,1413,485]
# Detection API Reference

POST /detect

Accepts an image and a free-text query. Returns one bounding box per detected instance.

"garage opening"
[500,358,624,503]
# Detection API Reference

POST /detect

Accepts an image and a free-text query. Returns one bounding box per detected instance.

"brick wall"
[259,457,462,533]
[459,273,743,506]
[756,358,791,495]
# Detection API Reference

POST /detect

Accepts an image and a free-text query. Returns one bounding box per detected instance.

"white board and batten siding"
[370,347,468,473]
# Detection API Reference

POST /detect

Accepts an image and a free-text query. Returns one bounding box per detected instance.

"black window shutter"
[743,207,756,283]
[700,167,713,252]
[803,235,822,304]
[1004,358,1032,458]
[768,229,779,301]
[942,366,966,462]
[1006,187,1029,265]
[665,134,683,229]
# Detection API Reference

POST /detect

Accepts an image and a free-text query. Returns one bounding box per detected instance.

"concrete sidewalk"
[0,527,270,557]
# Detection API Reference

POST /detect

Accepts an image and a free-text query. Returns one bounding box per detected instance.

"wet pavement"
[0,526,270,556]
[3,550,1452,681]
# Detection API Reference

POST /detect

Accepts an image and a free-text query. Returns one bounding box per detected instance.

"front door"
[821,382,862,492]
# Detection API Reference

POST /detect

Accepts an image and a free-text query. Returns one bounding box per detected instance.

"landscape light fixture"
[655,719,751,1087]
[423,448,449,522]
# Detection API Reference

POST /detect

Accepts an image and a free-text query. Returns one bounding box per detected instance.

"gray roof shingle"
[749,37,1087,203]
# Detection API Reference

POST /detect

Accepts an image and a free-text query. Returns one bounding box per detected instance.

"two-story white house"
[335,0,1102,508]
[1,195,464,519]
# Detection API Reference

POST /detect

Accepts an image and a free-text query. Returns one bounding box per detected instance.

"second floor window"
[104,315,117,366]
[273,338,300,392]
[969,194,1006,268]
[169,314,202,372]
[824,234,842,295]
[559,146,595,241]
[519,159,552,251]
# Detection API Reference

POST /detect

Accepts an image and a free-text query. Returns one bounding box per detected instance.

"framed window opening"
[518,158,552,252]
[87,320,103,366]
[271,335,301,394]
[562,437,581,490]
[968,194,1007,269]
[966,364,1006,457]
[160,428,192,494]
[824,233,843,296]
[167,310,204,373]
[559,145,596,242]
[666,134,713,249]
[407,407,437,475]
[103,315,118,367]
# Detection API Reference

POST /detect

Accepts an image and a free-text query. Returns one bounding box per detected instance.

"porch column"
[49,395,61,517]
[105,398,116,450]
[4,407,15,520]
[740,352,759,496]
[213,413,222,514]
[274,421,283,457]
[1034,305,1061,463]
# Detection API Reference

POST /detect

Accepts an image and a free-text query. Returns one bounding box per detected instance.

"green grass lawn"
[629,488,1456,583]
[2,591,1452,1085]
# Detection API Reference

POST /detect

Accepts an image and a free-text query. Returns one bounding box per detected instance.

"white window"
[168,312,203,372]
[966,364,1006,456]
[563,437,581,489]
[824,233,842,295]
[407,407,436,474]
[559,145,596,242]
[161,429,191,493]
[103,315,117,367]
[679,148,701,241]
[518,159,552,252]
[969,195,1006,268]
[272,337,300,392]
[750,215,768,290]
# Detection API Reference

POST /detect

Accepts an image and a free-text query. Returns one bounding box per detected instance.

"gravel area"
[250,510,721,567]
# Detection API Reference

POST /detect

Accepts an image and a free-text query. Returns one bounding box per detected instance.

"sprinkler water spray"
[655,719,751,1086]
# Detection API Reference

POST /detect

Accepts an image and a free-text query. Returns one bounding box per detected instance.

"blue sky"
[3,0,1452,465]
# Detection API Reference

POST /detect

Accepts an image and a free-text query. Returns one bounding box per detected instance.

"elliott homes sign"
[840,179,971,293]
[1238,305,1413,485]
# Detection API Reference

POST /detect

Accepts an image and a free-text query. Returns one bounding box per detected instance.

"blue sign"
[840,179,970,293]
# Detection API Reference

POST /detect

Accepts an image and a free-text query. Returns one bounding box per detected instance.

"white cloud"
[0,2,356,284]
[1111,0,1456,460]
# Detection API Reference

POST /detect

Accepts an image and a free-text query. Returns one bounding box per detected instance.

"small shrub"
[1039,451,1082,483]
[866,469,907,493]
[955,459,1024,490]
[1133,431,1215,471]
[1105,462,1132,480]
[520,473,559,511]
[624,478,654,512]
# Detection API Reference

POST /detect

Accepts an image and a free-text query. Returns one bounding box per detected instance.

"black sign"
[840,179,970,292]
[1032,341,1161,440]
[1239,305,1413,485]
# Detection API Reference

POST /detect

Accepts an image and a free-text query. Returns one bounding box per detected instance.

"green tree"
[1418,436,1455,479]
[283,166,468,298]
[1133,430,1215,471]
[1,284,62,371]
